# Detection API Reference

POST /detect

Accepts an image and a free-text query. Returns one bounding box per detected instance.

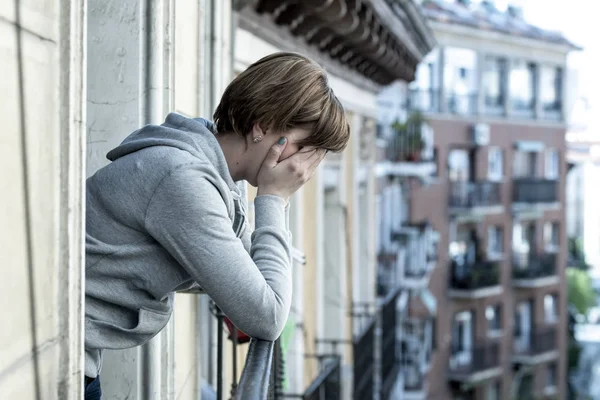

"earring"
[253,136,263,143]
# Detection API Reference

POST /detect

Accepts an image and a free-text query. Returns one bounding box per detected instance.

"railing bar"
[217,314,224,400]
[232,326,238,398]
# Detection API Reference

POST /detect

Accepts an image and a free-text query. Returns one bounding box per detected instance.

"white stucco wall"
[0,0,86,398]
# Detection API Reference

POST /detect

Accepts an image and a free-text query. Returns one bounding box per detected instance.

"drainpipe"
[140,0,173,398]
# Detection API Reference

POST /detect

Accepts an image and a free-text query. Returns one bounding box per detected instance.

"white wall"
[0,0,86,398]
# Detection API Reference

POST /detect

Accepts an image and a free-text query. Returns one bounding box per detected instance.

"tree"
[567,266,597,399]
[567,267,596,315]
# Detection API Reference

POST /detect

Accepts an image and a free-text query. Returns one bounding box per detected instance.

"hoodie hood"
[106,113,239,194]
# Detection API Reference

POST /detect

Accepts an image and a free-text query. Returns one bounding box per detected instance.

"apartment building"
[2,0,435,399]
[377,1,578,399]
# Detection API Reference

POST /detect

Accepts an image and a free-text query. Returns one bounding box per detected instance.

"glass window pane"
[511,61,536,111]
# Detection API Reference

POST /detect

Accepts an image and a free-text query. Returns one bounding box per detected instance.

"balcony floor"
[449,205,504,218]
[448,366,503,384]
[513,275,560,288]
[512,349,559,365]
[449,285,503,299]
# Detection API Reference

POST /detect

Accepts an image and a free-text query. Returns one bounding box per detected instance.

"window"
[488,147,503,181]
[545,149,559,179]
[544,294,559,324]
[540,66,563,112]
[487,381,501,400]
[486,304,503,335]
[487,226,504,257]
[546,362,557,388]
[544,222,560,251]
[483,56,507,109]
[448,148,471,181]
[514,301,532,352]
[513,150,538,178]
[451,311,473,366]
[510,60,537,112]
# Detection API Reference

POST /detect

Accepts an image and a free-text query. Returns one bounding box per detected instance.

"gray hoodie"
[84,113,292,378]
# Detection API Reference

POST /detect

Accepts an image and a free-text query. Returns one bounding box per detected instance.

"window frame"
[544,294,559,324]
[488,147,504,182]
[545,148,559,180]
[487,225,504,259]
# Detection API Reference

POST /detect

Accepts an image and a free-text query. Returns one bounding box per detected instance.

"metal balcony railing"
[204,301,281,400]
[302,356,342,400]
[385,131,435,164]
[449,341,500,378]
[236,339,277,400]
[513,326,557,356]
[380,290,400,400]
[407,88,440,113]
[513,252,557,280]
[353,319,376,399]
[445,92,478,115]
[450,259,500,291]
[513,178,558,204]
[449,181,502,209]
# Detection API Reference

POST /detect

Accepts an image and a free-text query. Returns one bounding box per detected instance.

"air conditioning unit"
[472,123,490,146]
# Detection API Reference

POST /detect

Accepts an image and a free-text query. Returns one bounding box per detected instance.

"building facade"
[378,0,577,399]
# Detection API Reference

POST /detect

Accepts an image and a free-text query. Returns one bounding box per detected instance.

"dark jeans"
[84,376,102,400]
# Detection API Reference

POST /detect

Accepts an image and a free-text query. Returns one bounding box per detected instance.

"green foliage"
[567,267,596,316]
[391,112,426,161]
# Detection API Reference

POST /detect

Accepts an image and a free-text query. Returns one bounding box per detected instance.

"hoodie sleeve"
[145,165,292,341]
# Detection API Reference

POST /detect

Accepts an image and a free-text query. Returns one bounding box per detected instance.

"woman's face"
[245,124,313,187]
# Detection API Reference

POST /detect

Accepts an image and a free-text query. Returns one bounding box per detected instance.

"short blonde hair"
[213,52,350,152]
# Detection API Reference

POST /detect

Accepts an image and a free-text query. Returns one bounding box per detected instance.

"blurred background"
[2,0,599,399]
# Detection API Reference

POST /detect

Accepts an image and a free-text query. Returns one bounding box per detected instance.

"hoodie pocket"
[85,307,172,350]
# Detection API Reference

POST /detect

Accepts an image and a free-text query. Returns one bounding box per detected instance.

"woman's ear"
[251,123,266,143]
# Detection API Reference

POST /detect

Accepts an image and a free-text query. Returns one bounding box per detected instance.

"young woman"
[83,52,350,398]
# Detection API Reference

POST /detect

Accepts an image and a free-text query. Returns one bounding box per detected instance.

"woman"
[83,52,350,398]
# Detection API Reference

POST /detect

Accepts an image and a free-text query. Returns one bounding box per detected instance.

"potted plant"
[391,112,426,162]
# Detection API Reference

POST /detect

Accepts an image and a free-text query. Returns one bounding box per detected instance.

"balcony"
[513,252,559,288]
[354,319,376,399]
[449,259,502,299]
[448,181,502,215]
[408,88,440,113]
[448,341,502,383]
[402,365,427,400]
[542,101,563,121]
[381,290,401,400]
[381,119,437,178]
[513,326,558,364]
[390,224,439,290]
[303,356,342,400]
[512,178,558,209]
[407,89,477,116]
[445,92,478,115]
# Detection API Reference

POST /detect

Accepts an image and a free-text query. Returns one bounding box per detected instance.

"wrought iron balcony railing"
[302,356,342,400]
[513,252,557,281]
[445,92,478,115]
[381,290,401,400]
[513,178,558,204]
[449,259,500,291]
[513,326,557,357]
[448,341,501,379]
[449,181,502,209]
[353,318,376,399]
[407,88,440,113]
